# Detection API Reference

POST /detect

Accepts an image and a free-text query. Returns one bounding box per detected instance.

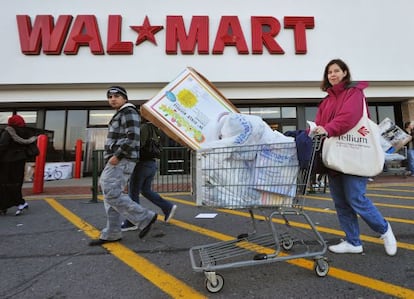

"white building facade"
[1,0,414,162]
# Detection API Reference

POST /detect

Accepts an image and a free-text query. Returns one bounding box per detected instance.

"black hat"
[107,86,128,100]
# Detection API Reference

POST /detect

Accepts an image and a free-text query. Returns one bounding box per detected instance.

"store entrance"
[238,105,298,134]
[264,120,297,134]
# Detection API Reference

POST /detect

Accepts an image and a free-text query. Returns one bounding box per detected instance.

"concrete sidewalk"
[21,173,414,199]
[22,177,94,198]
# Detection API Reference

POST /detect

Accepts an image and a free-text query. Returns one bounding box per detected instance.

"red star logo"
[130,16,164,46]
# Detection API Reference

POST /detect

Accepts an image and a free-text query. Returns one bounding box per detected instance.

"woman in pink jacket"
[312,59,397,256]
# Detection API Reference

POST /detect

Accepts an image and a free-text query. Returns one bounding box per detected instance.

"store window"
[65,110,87,160]
[45,110,66,161]
[0,111,12,124]
[377,106,395,123]
[305,107,318,123]
[89,110,114,126]
[281,107,296,118]
[306,104,396,126]
[369,105,395,124]
[238,107,249,114]
[16,111,37,125]
[250,107,280,119]
[237,105,297,133]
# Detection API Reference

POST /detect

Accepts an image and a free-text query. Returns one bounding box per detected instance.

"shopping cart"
[189,136,329,293]
[383,146,410,177]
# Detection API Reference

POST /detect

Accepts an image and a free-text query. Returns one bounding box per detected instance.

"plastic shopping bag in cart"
[253,143,299,203]
[201,152,261,207]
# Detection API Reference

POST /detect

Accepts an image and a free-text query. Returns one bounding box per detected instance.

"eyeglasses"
[107,93,122,99]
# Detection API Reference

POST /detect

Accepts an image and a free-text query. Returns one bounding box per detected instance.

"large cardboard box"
[379,117,412,153]
[141,67,239,150]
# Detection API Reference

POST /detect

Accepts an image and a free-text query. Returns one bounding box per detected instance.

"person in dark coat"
[0,114,38,215]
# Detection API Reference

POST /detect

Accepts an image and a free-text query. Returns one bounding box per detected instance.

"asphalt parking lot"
[1,177,413,298]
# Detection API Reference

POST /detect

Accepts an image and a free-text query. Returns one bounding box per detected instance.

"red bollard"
[33,134,48,194]
[74,139,83,179]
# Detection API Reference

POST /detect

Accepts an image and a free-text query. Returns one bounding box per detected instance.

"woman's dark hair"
[320,59,352,91]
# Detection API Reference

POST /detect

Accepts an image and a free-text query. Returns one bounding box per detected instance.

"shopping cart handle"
[312,134,326,150]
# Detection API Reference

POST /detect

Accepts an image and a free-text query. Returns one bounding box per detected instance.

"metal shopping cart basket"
[383,146,410,177]
[189,136,329,293]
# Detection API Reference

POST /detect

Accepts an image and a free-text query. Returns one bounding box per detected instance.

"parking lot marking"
[169,217,414,298]
[44,198,206,299]
[41,193,413,298]
[164,196,414,251]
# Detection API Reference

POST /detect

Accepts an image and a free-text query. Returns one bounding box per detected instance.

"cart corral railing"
[91,147,193,202]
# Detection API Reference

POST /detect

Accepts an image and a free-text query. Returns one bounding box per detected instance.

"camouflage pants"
[99,159,155,240]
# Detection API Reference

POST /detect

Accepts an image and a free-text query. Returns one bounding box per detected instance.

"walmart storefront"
[1,0,414,169]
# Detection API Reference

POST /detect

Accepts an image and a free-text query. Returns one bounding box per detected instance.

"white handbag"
[322,99,385,177]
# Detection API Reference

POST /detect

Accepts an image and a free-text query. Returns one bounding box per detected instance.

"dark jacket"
[284,130,312,169]
[0,126,38,162]
[139,122,161,161]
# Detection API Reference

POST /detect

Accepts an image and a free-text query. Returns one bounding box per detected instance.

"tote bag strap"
[361,97,368,118]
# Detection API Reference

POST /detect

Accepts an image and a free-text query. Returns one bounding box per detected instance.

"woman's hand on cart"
[313,126,327,136]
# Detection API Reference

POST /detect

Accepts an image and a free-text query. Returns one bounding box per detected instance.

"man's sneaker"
[121,220,138,232]
[15,202,29,216]
[328,240,363,254]
[89,238,121,246]
[139,213,157,239]
[380,223,397,256]
[165,205,177,222]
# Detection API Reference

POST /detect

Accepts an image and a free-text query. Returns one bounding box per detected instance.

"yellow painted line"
[167,193,414,211]
[169,218,414,299]
[306,193,414,202]
[44,195,413,298]
[163,196,414,251]
[44,198,206,299]
[368,183,414,188]
[308,186,414,200]
[366,193,414,200]
[368,187,414,193]
[303,205,414,224]
[306,195,414,210]
[218,209,414,251]
[304,206,414,225]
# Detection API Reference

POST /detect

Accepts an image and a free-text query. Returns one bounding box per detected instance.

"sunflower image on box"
[161,89,206,143]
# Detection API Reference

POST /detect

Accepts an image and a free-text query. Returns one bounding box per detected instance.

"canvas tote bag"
[322,99,385,177]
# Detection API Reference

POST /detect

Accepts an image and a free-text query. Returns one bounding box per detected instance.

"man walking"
[121,118,177,231]
[89,86,157,246]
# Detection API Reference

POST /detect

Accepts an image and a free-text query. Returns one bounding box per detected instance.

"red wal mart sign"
[16,15,314,55]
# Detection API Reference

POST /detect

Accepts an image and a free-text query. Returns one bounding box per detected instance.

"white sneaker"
[15,202,29,216]
[380,223,397,256]
[328,240,363,254]
[165,205,177,222]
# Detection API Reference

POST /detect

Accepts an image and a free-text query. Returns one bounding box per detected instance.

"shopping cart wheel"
[281,238,294,251]
[314,259,329,277]
[205,272,224,293]
[237,233,249,240]
[253,253,268,260]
